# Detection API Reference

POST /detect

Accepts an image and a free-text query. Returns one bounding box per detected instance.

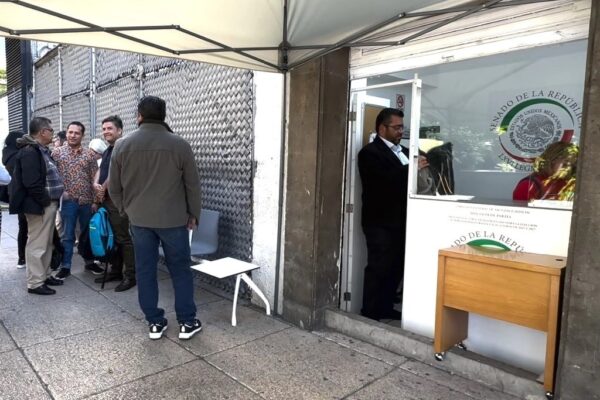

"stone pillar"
[282,48,350,329]
[555,3,600,399]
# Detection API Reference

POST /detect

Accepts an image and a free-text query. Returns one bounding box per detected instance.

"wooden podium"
[434,245,566,398]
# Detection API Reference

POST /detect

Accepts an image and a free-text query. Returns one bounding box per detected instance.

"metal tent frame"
[0,0,559,72]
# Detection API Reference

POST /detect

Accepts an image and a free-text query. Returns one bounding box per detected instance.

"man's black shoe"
[179,319,202,340]
[28,284,56,295]
[45,276,64,286]
[85,263,105,275]
[114,279,136,292]
[149,319,168,340]
[55,267,71,280]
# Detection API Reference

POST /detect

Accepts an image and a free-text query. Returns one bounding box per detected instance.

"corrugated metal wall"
[5,39,31,133]
[32,45,255,294]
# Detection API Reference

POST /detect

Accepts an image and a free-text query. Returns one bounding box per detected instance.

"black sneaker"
[55,267,71,280]
[45,276,64,286]
[149,320,168,340]
[85,263,105,275]
[179,319,202,340]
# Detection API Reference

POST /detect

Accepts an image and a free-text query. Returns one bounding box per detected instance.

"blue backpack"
[89,207,115,260]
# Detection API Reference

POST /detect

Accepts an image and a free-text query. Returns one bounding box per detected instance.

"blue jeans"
[60,199,92,269]
[130,225,196,325]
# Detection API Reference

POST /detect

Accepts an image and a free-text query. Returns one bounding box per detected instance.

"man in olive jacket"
[10,117,64,295]
[109,96,202,340]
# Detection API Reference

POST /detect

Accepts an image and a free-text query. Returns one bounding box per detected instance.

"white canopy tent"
[0,0,559,72]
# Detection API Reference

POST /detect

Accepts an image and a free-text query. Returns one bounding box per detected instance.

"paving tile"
[0,323,16,353]
[72,266,171,291]
[206,328,393,400]
[347,366,517,400]
[0,350,51,400]
[99,279,223,321]
[399,361,520,400]
[313,330,407,366]
[87,359,262,400]
[165,299,289,356]
[0,259,27,284]
[0,292,135,347]
[24,321,197,400]
[0,273,98,310]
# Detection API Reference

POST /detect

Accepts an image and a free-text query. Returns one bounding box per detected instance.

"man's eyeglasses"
[384,124,404,131]
[44,128,54,134]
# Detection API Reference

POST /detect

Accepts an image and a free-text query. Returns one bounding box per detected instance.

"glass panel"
[363,40,586,207]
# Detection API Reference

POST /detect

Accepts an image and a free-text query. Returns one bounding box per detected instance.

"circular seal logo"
[497,98,575,163]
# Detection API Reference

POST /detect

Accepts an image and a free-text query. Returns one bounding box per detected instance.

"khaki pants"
[25,202,58,289]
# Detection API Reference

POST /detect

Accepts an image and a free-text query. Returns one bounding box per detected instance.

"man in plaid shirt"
[9,117,64,295]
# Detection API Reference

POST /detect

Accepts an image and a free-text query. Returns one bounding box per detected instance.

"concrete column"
[555,3,600,399]
[282,48,349,330]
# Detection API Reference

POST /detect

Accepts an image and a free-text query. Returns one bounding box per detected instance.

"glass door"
[341,76,422,313]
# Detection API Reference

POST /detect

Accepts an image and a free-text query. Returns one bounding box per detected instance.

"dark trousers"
[104,198,136,280]
[130,224,196,325]
[18,213,28,262]
[361,225,406,319]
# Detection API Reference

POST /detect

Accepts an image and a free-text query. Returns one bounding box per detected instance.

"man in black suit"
[358,108,427,321]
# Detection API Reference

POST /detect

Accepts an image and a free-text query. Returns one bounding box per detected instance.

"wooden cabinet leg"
[435,306,469,354]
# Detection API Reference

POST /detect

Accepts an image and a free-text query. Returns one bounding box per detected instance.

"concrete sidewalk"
[0,212,520,400]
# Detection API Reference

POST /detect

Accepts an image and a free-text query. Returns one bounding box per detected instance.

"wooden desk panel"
[444,258,550,331]
[434,245,566,396]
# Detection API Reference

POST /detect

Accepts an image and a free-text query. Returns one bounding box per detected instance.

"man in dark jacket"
[109,96,202,340]
[358,108,427,321]
[10,117,65,295]
[3,131,28,269]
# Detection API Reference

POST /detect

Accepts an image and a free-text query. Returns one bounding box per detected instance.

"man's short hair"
[29,117,52,136]
[138,96,166,122]
[102,115,123,130]
[67,121,86,135]
[375,108,404,133]
[56,130,66,141]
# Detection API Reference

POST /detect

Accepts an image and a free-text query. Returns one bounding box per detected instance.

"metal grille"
[32,105,60,130]
[95,77,140,136]
[62,93,92,144]
[143,54,180,74]
[60,46,90,95]
[34,57,60,110]
[32,44,255,296]
[96,49,139,85]
[143,62,255,263]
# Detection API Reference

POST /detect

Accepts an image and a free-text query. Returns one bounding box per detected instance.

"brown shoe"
[114,279,136,292]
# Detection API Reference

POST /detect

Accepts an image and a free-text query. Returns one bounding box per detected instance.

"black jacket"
[358,136,409,228]
[9,135,51,215]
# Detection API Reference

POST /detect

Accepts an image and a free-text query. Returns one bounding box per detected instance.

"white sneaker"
[16,263,26,269]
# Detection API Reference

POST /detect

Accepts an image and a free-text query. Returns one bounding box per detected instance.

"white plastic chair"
[159,208,220,258]
[190,208,220,257]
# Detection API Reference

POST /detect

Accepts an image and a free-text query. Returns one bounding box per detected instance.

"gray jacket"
[108,122,201,228]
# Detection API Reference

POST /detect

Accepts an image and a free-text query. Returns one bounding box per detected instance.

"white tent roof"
[0,0,558,72]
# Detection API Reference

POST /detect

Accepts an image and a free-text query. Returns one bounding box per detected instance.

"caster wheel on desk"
[434,352,445,361]
[456,342,467,351]
[545,391,554,400]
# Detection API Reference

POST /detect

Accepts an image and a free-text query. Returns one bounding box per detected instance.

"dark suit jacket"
[358,136,409,229]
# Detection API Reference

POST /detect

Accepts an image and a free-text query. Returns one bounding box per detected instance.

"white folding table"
[191,257,271,326]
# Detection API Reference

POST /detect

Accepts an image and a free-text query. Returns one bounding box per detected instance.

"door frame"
[340,76,422,314]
